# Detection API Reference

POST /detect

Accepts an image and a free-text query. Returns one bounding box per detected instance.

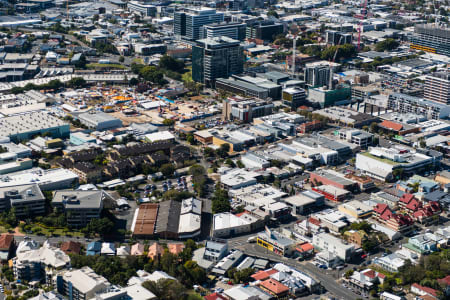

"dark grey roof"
[155,200,180,234]
[0,184,44,204]
[424,190,450,203]
[53,190,104,209]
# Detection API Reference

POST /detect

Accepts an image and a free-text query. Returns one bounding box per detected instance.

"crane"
[356,0,368,50]
[329,35,343,89]
[66,0,69,21]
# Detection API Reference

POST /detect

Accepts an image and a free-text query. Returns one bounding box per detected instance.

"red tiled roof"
[400,193,415,204]
[204,292,227,300]
[251,269,278,281]
[411,283,438,297]
[374,203,389,215]
[362,269,376,279]
[427,201,441,212]
[308,217,321,226]
[60,241,81,255]
[296,242,314,253]
[0,234,14,250]
[380,120,403,132]
[377,273,386,279]
[168,243,185,255]
[393,214,413,226]
[380,208,394,221]
[438,275,450,286]
[406,198,422,211]
[260,278,289,295]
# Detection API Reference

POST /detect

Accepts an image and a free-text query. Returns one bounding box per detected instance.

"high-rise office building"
[201,22,247,41]
[173,8,224,41]
[424,72,450,104]
[192,36,244,87]
[246,20,283,42]
[174,12,186,36]
[325,30,353,45]
[282,88,306,110]
[304,61,340,89]
[410,24,450,56]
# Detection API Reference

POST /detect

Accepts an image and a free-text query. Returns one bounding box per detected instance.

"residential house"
[0,234,15,262]
[130,243,144,256]
[259,278,289,298]
[168,243,185,255]
[411,283,438,299]
[117,245,130,257]
[86,241,101,256]
[205,292,227,300]
[404,233,438,256]
[147,243,164,259]
[345,268,386,293]
[344,230,368,247]
[101,242,115,256]
[373,253,405,273]
[202,240,228,262]
[60,241,81,255]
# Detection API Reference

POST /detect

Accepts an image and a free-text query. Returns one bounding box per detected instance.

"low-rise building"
[212,212,257,238]
[345,268,386,293]
[257,228,296,257]
[0,234,15,262]
[78,111,123,131]
[52,190,104,228]
[404,233,438,256]
[338,129,373,148]
[220,168,260,190]
[283,190,325,215]
[338,200,373,219]
[0,184,45,217]
[373,253,405,273]
[130,203,158,238]
[177,197,202,239]
[344,230,368,247]
[356,147,436,181]
[313,232,355,262]
[0,111,69,142]
[310,169,358,191]
[56,267,110,300]
[373,203,414,234]
[312,185,350,202]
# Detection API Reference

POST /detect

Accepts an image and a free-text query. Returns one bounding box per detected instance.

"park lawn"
[22,224,85,237]
[86,63,127,69]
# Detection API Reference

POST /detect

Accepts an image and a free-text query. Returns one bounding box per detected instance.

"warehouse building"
[0,111,69,142]
[309,169,358,191]
[78,111,123,131]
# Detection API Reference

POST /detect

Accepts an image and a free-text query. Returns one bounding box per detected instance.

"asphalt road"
[233,242,360,300]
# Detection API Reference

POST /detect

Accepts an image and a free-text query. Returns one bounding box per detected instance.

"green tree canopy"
[375,38,400,52]
[159,55,185,72]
